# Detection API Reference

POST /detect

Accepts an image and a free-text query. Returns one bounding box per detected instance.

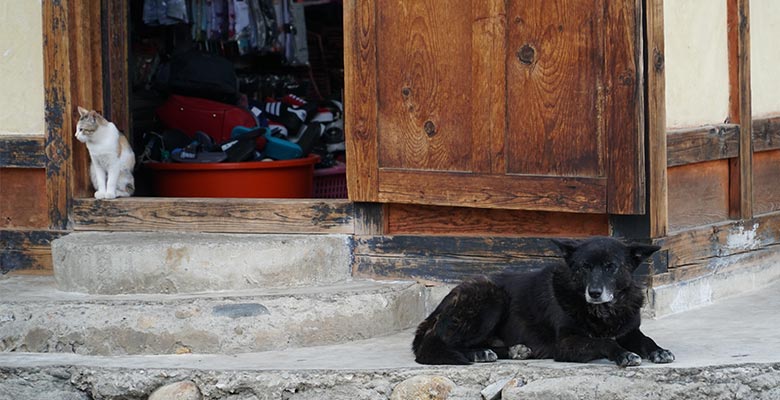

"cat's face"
[75,106,106,143]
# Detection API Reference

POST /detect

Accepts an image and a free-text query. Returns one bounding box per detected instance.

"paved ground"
[2,279,779,371]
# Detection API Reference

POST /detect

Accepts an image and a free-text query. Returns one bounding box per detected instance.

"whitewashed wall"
[0,1,44,136]
[751,0,780,118]
[664,0,730,129]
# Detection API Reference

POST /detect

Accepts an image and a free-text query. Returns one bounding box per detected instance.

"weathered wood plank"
[386,204,609,237]
[606,0,644,214]
[71,198,355,234]
[0,136,46,168]
[104,0,130,135]
[753,115,780,152]
[0,169,48,229]
[506,0,604,178]
[353,202,386,235]
[471,0,506,174]
[43,0,74,230]
[654,210,780,272]
[344,0,379,201]
[377,170,606,213]
[666,124,740,167]
[753,150,780,215]
[646,0,668,237]
[0,229,67,274]
[353,235,563,282]
[667,160,730,232]
[727,0,753,219]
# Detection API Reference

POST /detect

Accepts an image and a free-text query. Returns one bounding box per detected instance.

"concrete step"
[1,324,779,400]
[52,232,352,294]
[0,276,433,356]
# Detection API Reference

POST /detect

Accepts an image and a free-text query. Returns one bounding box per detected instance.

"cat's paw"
[94,191,107,199]
[104,191,117,200]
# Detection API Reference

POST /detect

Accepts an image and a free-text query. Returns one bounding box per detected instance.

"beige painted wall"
[664,0,730,128]
[751,0,780,118]
[0,1,44,136]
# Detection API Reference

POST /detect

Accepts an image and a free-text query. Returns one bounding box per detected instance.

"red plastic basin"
[144,155,318,198]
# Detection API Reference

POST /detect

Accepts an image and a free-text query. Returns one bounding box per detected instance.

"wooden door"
[345,0,644,214]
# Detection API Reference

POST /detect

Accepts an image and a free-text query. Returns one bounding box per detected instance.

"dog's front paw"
[616,351,642,367]
[649,349,675,363]
[467,349,498,363]
[508,344,533,360]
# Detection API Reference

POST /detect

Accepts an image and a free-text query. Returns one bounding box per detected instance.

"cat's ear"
[93,111,108,125]
[77,106,89,118]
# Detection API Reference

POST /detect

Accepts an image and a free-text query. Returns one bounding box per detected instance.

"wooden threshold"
[72,197,356,234]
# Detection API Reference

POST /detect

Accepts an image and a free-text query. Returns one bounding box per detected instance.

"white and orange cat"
[75,106,135,199]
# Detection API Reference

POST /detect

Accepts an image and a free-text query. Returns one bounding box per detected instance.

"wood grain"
[654,211,780,278]
[386,203,608,237]
[377,170,606,213]
[71,198,355,234]
[605,0,644,214]
[506,0,604,178]
[753,115,780,152]
[104,1,130,136]
[375,1,473,172]
[353,235,564,282]
[646,0,668,237]
[43,0,74,230]
[0,136,46,168]
[0,229,67,274]
[667,160,730,232]
[753,150,780,215]
[344,0,379,201]
[472,0,507,174]
[0,169,48,229]
[666,124,740,167]
[728,0,753,219]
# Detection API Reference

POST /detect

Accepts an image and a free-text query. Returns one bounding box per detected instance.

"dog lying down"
[413,237,675,367]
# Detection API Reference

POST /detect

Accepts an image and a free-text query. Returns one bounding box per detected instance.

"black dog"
[412,237,675,367]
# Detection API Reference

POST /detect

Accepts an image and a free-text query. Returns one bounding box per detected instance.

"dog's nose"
[588,287,603,299]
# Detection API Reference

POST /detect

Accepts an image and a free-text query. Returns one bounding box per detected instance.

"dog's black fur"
[412,237,675,367]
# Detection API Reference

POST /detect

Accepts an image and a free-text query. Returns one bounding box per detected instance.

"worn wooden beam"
[103,0,130,135]
[652,210,780,285]
[353,235,562,282]
[0,229,67,274]
[753,150,780,215]
[386,204,609,237]
[43,0,74,230]
[71,198,355,234]
[344,0,379,201]
[666,124,740,167]
[645,0,668,237]
[727,0,753,219]
[753,115,780,152]
[0,136,46,168]
[353,202,386,235]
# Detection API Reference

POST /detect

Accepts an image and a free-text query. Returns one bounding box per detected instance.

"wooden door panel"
[507,0,604,177]
[345,0,644,214]
[376,1,473,172]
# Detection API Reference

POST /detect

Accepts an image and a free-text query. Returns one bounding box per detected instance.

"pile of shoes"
[250,94,344,167]
[141,93,344,167]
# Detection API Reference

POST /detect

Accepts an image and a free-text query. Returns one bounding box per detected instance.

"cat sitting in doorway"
[75,106,135,199]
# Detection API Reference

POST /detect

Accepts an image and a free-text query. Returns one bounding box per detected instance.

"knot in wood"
[423,121,437,137]
[517,44,535,65]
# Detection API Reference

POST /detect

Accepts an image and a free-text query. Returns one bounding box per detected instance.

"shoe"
[289,123,324,155]
[264,101,307,133]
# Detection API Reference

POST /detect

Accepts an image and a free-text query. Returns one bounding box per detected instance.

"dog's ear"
[551,239,580,260]
[627,243,661,269]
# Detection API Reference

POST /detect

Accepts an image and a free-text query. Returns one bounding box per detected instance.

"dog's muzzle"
[585,286,614,304]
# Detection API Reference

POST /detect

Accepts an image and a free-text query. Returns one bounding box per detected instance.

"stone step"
[1,329,779,400]
[0,276,432,356]
[52,232,352,294]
